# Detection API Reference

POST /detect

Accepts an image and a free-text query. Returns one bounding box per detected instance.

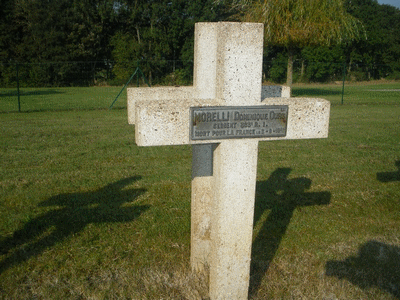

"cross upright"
[128,22,330,300]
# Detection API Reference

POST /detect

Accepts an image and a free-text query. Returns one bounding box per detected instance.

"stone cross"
[128,22,330,300]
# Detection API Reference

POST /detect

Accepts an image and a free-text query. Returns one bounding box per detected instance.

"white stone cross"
[128,22,330,300]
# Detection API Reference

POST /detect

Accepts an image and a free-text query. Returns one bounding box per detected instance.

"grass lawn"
[0,83,399,299]
[1,80,399,112]
[0,86,127,112]
[293,80,400,105]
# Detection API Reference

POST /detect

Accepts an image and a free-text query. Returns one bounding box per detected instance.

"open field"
[0,83,399,299]
[1,80,400,113]
[292,80,400,105]
[0,86,127,112]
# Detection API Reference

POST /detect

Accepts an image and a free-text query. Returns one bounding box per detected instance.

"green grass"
[0,86,127,112]
[0,83,399,299]
[1,80,399,112]
[292,80,400,105]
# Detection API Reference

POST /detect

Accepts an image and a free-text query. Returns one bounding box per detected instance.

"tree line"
[0,0,399,87]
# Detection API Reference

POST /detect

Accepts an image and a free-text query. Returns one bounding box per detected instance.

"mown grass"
[0,86,127,112]
[1,80,399,113]
[0,82,399,299]
[293,80,400,105]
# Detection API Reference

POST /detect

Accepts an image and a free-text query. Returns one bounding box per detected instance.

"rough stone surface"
[128,84,291,125]
[128,21,331,300]
[211,140,258,300]
[207,22,263,300]
[262,97,330,139]
[134,97,330,146]
[128,87,194,125]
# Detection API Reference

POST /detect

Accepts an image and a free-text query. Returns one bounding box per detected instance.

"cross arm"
[128,86,195,125]
[262,97,330,140]
[134,97,330,146]
[135,98,219,146]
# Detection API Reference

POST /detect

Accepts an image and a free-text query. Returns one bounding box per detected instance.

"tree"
[4,0,119,86]
[110,0,227,85]
[345,0,400,80]
[217,0,365,88]
[0,0,24,86]
[301,46,344,82]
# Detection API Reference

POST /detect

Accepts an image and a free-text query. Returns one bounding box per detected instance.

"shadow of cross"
[377,160,400,182]
[0,176,147,274]
[326,240,400,298]
[249,168,331,297]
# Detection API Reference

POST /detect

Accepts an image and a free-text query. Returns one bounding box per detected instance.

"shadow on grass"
[292,87,342,97]
[325,241,400,299]
[377,160,400,183]
[0,89,64,98]
[0,176,148,274]
[249,168,331,297]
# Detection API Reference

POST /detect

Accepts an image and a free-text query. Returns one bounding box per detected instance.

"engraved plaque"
[190,106,288,140]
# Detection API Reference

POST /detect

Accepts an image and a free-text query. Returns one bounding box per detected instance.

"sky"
[377,0,400,9]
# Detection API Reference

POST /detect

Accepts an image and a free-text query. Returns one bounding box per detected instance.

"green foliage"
[228,0,364,48]
[301,47,344,82]
[265,53,287,83]
[259,0,400,84]
[0,0,21,62]
[162,68,193,86]
[387,70,400,80]
[218,0,365,85]
[344,0,400,80]
[109,32,139,84]
[109,0,226,85]
[0,0,120,87]
[0,0,399,85]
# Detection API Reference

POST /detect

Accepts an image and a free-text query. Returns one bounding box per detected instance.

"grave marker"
[128,22,330,300]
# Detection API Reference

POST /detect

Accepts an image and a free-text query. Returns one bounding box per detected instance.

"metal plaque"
[190,105,288,140]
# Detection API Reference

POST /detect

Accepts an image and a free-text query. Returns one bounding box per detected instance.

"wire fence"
[0,60,399,113]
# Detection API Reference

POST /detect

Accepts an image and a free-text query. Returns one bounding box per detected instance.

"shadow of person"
[325,240,400,299]
[0,176,148,274]
[249,168,331,297]
[377,160,400,183]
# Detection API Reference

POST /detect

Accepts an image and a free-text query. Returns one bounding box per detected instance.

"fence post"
[109,65,151,110]
[109,67,139,109]
[341,61,346,105]
[137,61,140,87]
